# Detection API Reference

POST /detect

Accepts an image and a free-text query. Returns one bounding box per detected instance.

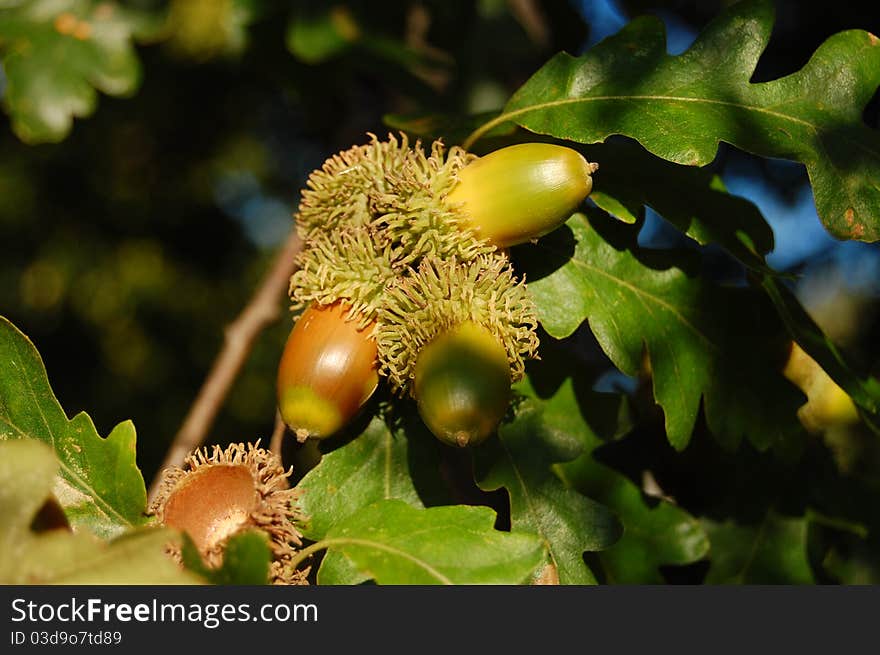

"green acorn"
[414,321,511,447]
[377,255,538,394]
[378,256,537,445]
[295,135,597,263]
[447,142,597,247]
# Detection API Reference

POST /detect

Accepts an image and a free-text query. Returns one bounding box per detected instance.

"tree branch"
[148,229,302,502]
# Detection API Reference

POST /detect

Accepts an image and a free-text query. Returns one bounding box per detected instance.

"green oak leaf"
[473,382,623,585]
[553,380,709,584]
[513,376,708,583]
[703,512,814,584]
[581,138,880,429]
[181,529,271,585]
[316,499,546,585]
[295,413,447,584]
[583,138,774,264]
[0,315,149,538]
[295,414,444,540]
[0,439,201,584]
[563,460,710,584]
[0,0,150,143]
[521,210,804,451]
[467,0,880,242]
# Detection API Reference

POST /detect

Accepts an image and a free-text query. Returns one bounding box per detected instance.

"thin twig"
[269,409,287,457]
[148,230,302,502]
[507,0,550,49]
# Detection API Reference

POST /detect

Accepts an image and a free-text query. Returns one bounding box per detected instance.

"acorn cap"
[289,227,398,327]
[377,255,538,394]
[296,133,413,238]
[296,133,494,265]
[149,442,308,585]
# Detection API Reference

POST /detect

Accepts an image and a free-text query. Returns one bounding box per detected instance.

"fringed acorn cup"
[149,442,309,585]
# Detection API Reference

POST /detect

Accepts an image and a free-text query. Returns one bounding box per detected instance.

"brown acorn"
[277,301,379,440]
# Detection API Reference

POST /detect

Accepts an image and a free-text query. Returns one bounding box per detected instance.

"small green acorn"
[414,321,511,447]
[447,142,597,247]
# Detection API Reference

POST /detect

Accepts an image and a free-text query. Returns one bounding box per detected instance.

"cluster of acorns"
[277,134,598,447]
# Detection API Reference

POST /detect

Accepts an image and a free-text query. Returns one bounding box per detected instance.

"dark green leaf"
[320,499,547,584]
[584,139,774,263]
[510,377,708,583]
[295,415,442,540]
[0,0,151,143]
[474,381,623,585]
[0,439,200,584]
[521,211,804,451]
[468,0,880,241]
[703,512,814,583]
[181,530,271,585]
[558,457,709,583]
[0,316,149,538]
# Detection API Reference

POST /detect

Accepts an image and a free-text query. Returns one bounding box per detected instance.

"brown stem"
[148,230,302,502]
[269,409,287,456]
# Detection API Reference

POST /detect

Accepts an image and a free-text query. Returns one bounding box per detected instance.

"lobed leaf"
[703,512,814,584]
[520,211,804,451]
[295,415,443,541]
[320,499,547,585]
[469,0,880,242]
[473,382,623,585]
[0,0,151,143]
[0,315,149,538]
[294,413,447,583]
[514,377,709,583]
[0,439,200,584]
